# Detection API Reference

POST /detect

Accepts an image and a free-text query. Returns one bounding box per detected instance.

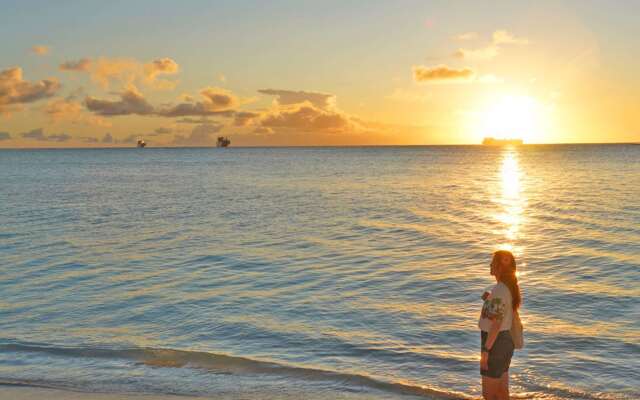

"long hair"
[493,250,521,310]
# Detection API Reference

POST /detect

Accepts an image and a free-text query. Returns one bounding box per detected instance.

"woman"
[479,250,521,400]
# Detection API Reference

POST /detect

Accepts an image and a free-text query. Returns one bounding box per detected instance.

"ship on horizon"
[216,136,231,147]
[136,139,146,148]
[482,137,523,146]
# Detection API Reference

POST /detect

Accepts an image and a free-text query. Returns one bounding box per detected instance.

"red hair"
[493,250,522,310]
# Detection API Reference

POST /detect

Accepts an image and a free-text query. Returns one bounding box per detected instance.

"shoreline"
[0,384,431,400]
[0,385,204,400]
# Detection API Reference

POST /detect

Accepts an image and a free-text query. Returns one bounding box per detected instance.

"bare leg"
[496,371,509,400]
[482,375,501,400]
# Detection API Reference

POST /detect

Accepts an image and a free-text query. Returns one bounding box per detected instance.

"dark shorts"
[480,330,514,378]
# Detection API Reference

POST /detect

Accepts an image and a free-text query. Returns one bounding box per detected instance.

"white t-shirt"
[478,282,513,332]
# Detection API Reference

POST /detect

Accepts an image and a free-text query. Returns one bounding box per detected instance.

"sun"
[478,94,547,143]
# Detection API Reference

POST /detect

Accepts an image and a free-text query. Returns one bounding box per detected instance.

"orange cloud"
[453,29,528,60]
[60,58,92,72]
[20,128,71,142]
[83,86,239,118]
[260,104,351,133]
[157,87,238,117]
[60,57,180,90]
[413,65,475,83]
[85,86,154,116]
[31,45,50,55]
[143,58,180,89]
[171,123,225,146]
[144,58,179,79]
[0,67,60,113]
[258,89,336,110]
[233,111,260,127]
[453,46,499,60]
[492,30,529,45]
[254,89,363,135]
[91,58,139,89]
[44,97,112,127]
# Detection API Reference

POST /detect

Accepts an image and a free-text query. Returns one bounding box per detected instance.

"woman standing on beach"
[479,250,522,400]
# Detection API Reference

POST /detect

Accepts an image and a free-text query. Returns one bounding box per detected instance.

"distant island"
[482,137,523,146]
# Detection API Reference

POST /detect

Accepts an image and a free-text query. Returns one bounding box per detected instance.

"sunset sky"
[1,0,638,147]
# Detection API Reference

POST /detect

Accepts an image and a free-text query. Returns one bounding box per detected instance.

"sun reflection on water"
[495,147,526,263]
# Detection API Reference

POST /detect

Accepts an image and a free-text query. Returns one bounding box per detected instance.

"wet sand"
[0,385,201,400]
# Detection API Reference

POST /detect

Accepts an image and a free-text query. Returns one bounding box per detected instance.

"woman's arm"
[484,317,503,351]
[480,317,502,370]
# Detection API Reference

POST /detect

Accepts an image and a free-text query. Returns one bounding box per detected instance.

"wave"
[0,339,471,399]
[2,340,624,400]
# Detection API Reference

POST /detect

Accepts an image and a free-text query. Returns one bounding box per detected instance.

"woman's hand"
[480,351,489,370]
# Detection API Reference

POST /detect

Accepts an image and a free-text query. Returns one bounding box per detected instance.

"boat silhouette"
[216,136,230,147]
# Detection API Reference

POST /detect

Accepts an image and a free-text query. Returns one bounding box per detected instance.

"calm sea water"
[1,145,638,399]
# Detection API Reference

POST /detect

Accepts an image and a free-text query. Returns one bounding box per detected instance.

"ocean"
[1,144,638,399]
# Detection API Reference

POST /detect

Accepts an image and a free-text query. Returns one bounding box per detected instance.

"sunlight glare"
[480,95,546,143]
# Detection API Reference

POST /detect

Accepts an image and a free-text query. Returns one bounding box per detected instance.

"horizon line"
[1,141,639,150]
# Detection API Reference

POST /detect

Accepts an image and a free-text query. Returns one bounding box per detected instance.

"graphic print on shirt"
[480,295,505,321]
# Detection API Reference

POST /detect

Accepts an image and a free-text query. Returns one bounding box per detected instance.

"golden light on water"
[495,148,526,259]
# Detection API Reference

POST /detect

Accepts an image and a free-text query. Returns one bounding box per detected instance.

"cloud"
[47,133,71,142]
[119,134,140,144]
[413,65,475,83]
[92,58,142,89]
[102,132,114,143]
[44,98,81,119]
[21,128,47,140]
[252,126,274,135]
[81,136,99,143]
[176,117,215,124]
[0,67,60,112]
[84,85,240,118]
[172,123,224,146]
[156,87,238,117]
[153,127,172,134]
[144,58,179,79]
[453,30,528,60]
[85,86,154,116]
[242,88,372,138]
[143,58,180,89]
[0,132,11,140]
[233,111,260,126]
[455,32,478,41]
[31,45,50,55]
[20,128,71,142]
[453,46,498,60]
[59,57,180,90]
[492,30,529,45]
[44,97,112,127]
[140,126,173,137]
[60,58,92,72]
[258,89,335,110]
[201,87,237,109]
[260,103,352,133]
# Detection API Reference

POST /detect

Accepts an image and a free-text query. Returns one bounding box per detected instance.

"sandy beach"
[0,384,398,400]
[0,385,200,400]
